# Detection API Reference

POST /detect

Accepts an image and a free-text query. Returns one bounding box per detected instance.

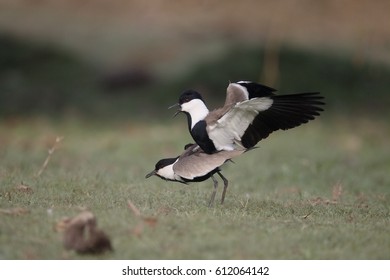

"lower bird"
[146,144,246,206]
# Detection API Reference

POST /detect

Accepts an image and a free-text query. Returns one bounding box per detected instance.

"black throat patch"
[191,121,217,154]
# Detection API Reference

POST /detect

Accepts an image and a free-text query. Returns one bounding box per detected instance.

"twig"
[127,199,141,217]
[302,211,313,219]
[127,199,158,237]
[35,136,64,178]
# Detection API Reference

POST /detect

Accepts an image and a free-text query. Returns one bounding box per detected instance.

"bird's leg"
[208,175,218,207]
[217,171,229,205]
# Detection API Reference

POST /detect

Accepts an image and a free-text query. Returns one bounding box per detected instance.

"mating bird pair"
[146,81,325,206]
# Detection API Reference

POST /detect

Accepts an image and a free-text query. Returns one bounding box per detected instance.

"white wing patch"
[208,97,273,151]
[225,83,249,105]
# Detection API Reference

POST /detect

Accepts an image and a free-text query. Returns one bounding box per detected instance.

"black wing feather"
[241,92,325,148]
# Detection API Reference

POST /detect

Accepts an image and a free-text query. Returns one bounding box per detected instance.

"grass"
[1,116,389,260]
[1,34,390,260]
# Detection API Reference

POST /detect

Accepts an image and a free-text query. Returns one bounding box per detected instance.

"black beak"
[168,103,181,118]
[145,170,156,179]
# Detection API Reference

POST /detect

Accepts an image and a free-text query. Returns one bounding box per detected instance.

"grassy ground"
[1,115,389,259]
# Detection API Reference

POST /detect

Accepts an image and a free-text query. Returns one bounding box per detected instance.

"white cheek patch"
[181,99,206,113]
[157,163,176,180]
[156,159,182,181]
[180,99,209,129]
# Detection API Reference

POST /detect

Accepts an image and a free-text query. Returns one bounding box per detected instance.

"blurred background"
[1,0,390,122]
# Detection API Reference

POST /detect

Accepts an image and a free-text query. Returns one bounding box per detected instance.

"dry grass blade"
[35,136,64,178]
[332,182,343,202]
[127,199,141,217]
[302,211,313,219]
[127,199,158,237]
[0,207,30,215]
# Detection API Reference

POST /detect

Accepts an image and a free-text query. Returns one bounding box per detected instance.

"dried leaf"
[309,197,337,206]
[54,217,71,232]
[131,223,144,237]
[5,191,12,201]
[127,199,159,237]
[15,184,33,193]
[309,197,324,206]
[157,206,173,216]
[143,217,158,228]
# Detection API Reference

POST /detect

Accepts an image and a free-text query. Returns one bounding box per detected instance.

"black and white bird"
[145,143,246,206]
[171,81,325,154]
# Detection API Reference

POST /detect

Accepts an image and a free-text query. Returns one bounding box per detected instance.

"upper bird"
[171,81,325,154]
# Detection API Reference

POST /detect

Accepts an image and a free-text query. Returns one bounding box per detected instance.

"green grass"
[1,116,389,259]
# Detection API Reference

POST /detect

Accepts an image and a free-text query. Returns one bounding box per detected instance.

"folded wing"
[173,146,243,180]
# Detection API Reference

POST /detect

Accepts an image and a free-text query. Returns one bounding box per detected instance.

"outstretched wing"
[241,92,324,148]
[208,92,324,150]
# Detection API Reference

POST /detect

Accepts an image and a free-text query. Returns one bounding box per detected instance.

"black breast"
[191,121,217,154]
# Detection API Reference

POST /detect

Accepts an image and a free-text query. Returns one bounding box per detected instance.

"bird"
[170,81,325,154]
[145,143,246,206]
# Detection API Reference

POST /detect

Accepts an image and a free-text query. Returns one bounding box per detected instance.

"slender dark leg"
[217,171,229,205]
[208,175,218,207]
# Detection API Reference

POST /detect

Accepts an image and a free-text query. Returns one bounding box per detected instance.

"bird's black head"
[155,157,178,170]
[178,89,204,105]
[236,81,276,98]
[145,157,179,179]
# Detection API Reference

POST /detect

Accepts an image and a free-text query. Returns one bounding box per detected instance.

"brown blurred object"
[101,67,155,91]
[261,36,280,87]
[62,211,113,254]
[15,183,34,194]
